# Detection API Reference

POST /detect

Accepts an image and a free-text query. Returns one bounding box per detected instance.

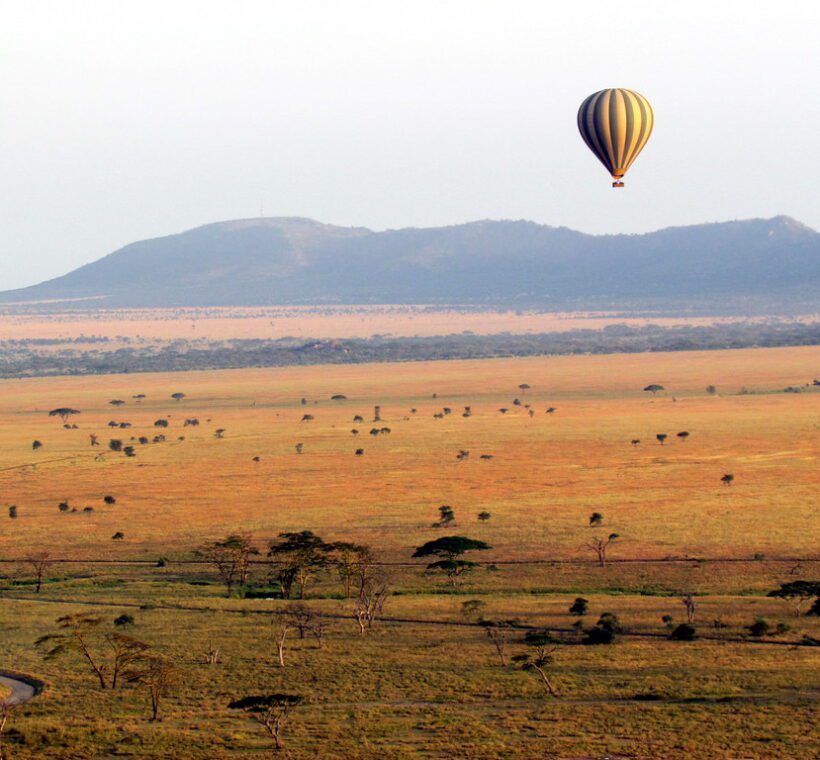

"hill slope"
[2,216,817,310]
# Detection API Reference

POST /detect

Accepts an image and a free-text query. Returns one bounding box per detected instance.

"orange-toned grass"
[0,305,797,342]
[0,346,817,562]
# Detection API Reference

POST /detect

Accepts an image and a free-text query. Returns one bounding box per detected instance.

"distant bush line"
[1,321,817,379]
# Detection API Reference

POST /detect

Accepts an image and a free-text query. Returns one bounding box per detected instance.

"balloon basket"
[612,181,624,188]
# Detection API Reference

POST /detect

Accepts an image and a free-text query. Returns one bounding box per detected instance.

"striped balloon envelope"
[577,88,654,187]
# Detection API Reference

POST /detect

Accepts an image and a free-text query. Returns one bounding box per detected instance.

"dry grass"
[0,346,816,561]
[0,305,799,342]
[0,345,818,759]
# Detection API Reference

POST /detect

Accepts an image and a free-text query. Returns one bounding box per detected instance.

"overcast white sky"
[1,0,818,289]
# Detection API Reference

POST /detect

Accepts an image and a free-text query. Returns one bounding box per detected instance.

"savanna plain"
[0,346,818,759]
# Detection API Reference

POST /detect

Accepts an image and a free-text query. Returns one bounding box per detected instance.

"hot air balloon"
[577,88,654,188]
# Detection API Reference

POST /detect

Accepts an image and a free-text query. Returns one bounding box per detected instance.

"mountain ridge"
[1,215,817,311]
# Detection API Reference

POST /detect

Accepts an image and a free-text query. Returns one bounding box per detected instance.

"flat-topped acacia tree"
[48,408,80,423]
[412,536,491,585]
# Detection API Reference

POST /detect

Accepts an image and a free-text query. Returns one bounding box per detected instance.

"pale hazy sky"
[1,1,818,289]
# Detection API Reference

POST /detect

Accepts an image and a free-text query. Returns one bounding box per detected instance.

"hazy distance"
[1,1,818,290]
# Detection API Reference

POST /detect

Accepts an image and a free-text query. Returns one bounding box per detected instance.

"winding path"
[0,672,43,707]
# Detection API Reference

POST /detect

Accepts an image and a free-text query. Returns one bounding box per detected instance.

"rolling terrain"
[0,346,817,759]
[1,215,817,310]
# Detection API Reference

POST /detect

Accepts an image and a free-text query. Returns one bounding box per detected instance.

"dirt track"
[0,671,42,707]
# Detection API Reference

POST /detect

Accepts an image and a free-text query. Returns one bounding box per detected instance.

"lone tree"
[677,431,690,442]
[331,542,376,598]
[109,399,126,407]
[656,433,668,445]
[228,694,302,751]
[128,655,178,721]
[512,630,561,697]
[588,512,603,527]
[36,614,150,689]
[477,511,491,522]
[412,536,492,585]
[171,392,186,402]
[25,552,53,593]
[586,533,619,567]
[768,581,820,617]
[281,602,315,640]
[353,576,390,634]
[196,534,259,597]
[479,618,519,667]
[48,408,80,423]
[644,384,664,396]
[268,531,333,599]
[721,473,735,486]
[434,505,456,527]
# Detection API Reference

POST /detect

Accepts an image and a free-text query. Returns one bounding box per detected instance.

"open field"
[0,345,817,560]
[2,305,813,343]
[1,346,818,759]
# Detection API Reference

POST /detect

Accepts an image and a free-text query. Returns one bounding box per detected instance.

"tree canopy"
[412,536,491,560]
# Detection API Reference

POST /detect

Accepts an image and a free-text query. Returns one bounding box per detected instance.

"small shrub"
[670,623,697,641]
[113,614,135,627]
[583,612,621,644]
[747,618,770,637]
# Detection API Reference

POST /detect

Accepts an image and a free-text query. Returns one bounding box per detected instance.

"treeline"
[1,321,818,378]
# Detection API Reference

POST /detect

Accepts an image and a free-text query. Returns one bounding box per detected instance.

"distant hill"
[2,216,817,311]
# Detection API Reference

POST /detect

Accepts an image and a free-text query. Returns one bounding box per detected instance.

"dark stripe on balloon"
[620,89,635,172]
[591,90,615,173]
[581,91,611,173]
[610,89,625,170]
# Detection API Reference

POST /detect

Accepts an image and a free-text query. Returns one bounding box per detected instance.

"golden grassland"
[0,345,818,759]
[0,346,817,560]
[0,305,797,342]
